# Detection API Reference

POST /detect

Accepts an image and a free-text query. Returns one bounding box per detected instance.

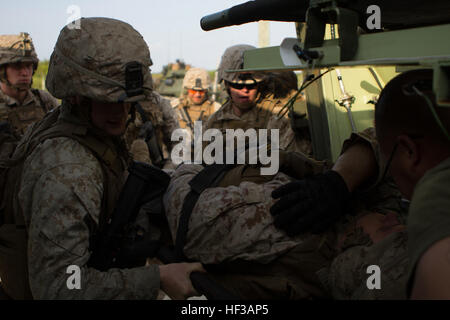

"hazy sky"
[1,0,297,73]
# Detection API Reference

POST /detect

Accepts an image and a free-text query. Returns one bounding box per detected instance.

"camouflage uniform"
[320,128,409,300]
[205,97,309,154]
[171,68,220,136]
[163,161,334,300]
[163,128,408,299]
[164,163,306,264]
[125,92,180,165]
[204,45,311,155]
[0,18,161,299]
[0,33,58,137]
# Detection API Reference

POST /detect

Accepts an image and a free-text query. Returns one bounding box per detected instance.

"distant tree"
[32,60,49,90]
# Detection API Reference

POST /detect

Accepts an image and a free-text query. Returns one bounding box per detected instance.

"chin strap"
[1,78,30,95]
[0,67,31,94]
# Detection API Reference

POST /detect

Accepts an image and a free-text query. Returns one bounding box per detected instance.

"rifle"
[134,102,165,168]
[88,161,170,271]
[179,105,194,131]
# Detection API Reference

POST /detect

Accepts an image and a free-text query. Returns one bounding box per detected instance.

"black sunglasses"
[228,82,258,90]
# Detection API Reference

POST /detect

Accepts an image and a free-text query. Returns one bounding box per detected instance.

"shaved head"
[375,69,450,199]
[375,69,450,146]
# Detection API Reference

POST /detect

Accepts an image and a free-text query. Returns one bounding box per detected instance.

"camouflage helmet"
[0,32,39,72]
[46,17,153,103]
[217,44,266,85]
[182,67,211,91]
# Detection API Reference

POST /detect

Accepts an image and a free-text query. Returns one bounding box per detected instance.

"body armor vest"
[176,98,216,129]
[0,107,129,299]
[0,89,49,136]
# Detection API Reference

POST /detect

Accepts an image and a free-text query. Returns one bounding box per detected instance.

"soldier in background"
[123,47,180,168]
[0,33,58,138]
[171,67,220,137]
[124,91,180,168]
[260,70,312,156]
[204,44,311,155]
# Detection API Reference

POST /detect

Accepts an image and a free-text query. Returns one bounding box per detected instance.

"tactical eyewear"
[228,82,258,90]
[188,89,207,94]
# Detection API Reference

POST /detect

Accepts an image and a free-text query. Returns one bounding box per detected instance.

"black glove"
[270,170,351,236]
[0,121,13,134]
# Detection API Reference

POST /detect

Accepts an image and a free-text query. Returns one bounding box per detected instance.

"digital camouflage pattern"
[163,163,311,264]
[0,17,163,300]
[204,68,312,155]
[204,97,311,154]
[171,97,220,132]
[46,18,154,103]
[320,128,409,299]
[163,128,408,299]
[0,33,57,138]
[125,92,180,165]
[340,128,407,224]
[0,89,58,136]
[18,134,160,299]
[217,44,266,84]
[261,92,312,155]
[325,229,408,299]
[0,33,38,70]
[171,67,220,134]
[182,67,211,91]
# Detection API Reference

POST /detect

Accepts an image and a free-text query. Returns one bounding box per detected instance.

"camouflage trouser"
[204,213,409,300]
[322,230,409,300]
[206,232,337,300]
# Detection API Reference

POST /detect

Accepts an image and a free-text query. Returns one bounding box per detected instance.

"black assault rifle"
[134,103,165,168]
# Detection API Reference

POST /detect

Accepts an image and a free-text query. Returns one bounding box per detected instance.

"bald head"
[375,69,450,199]
[375,69,450,146]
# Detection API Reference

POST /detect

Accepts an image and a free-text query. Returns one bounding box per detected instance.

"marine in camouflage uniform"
[164,128,409,299]
[204,45,312,155]
[317,129,409,300]
[171,67,220,137]
[0,17,202,300]
[0,33,58,138]
[124,92,180,167]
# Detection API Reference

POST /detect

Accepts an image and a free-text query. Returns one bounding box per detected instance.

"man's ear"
[396,134,421,172]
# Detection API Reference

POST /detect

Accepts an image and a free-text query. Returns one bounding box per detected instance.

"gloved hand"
[270,170,351,236]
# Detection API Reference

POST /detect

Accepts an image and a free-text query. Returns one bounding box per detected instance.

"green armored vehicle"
[155,59,190,99]
[201,0,450,162]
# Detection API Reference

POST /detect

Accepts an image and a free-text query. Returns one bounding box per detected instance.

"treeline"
[31,60,168,91]
[32,60,49,90]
